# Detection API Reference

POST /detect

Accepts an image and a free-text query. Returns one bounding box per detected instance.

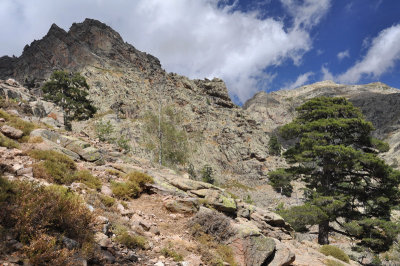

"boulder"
[80,147,102,162]
[204,190,237,214]
[1,125,23,139]
[164,198,200,214]
[269,239,295,266]
[94,232,113,248]
[230,234,276,266]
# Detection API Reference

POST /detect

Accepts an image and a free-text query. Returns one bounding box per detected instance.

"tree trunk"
[318,220,330,245]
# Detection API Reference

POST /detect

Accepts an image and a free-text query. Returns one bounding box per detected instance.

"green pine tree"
[273,96,400,251]
[42,71,96,130]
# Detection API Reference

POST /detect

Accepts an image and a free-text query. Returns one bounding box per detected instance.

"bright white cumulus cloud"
[336,24,400,83]
[0,0,330,103]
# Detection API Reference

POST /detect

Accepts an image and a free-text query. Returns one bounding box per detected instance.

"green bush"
[0,109,36,137]
[268,168,293,197]
[110,181,139,200]
[111,171,154,200]
[95,120,114,142]
[126,171,154,186]
[74,170,102,190]
[0,132,19,149]
[320,245,350,263]
[113,226,147,249]
[142,107,190,167]
[25,233,74,265]
[201,165,214,184]
[268,135,281,156]
[116,136,131,152]
[99,194,116,208]
[29,150,77,184]
[161,245,183,262]
[278,204,328,232]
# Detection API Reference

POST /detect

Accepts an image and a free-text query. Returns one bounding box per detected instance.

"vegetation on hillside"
[142,106,189,167]
[271,97,400,252]
[0,176,94,264]
[42,70,96,130]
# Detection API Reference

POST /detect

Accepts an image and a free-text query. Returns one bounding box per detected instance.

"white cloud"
[337,50,350,61]
[337,24,400,83]
[0,0,330,103]
[280,0,330,29]
[283,72,314,90]
[321,65,334,81]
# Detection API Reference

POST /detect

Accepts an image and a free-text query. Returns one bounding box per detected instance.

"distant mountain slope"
[244,80,400,166]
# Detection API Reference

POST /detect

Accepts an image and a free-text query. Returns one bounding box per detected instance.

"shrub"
[201,165,214,184]
[28,150,76,184]
[25,233,74,265]
[110,181,140,200]
[29,150,77,184]
[106,169,125,177]
[189,209,235,242]
[142,107,190,167]
[268,135,281,156]
[278,204,328,232]
[99,194,116,208]
[126,171,154,186]
[74,170,102,190]
[111,171,154,200]
[14,183,94,244]
[268,168,293,197]
[0,132,19,149]
[161,245,184,262]
[0,177,95,263]
[188,163,196,179]
[95,120,114,142]
[113,226,147,249]
[191,225,237,266]
[320,245,350,263]
[116,136,131,152]
[0,109,36,137]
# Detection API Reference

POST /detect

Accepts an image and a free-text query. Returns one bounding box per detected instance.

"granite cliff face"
[1,18,400,208]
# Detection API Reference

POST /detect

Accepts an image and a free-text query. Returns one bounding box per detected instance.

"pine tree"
[274,96,400,251]
[42,71,96,130]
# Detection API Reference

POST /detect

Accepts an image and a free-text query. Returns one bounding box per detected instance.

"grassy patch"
[27,136,43,143]
[0,132,20,148]
[324,259,345,266]
[111,171,154,200]
[161,244,184,262]
[106,169,125,178]
[320,245,350,263]
[99,194,116,208]
[113,225,147,249]
[0,109,36,137]
[74,170,102,190]
[29,150,77,184]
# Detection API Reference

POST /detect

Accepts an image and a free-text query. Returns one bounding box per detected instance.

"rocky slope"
[0,19,284,208]
[0,96,364,265]
[2,18,400,208]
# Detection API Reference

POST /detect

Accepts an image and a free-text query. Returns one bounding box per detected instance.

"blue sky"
[1,0,400,104]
